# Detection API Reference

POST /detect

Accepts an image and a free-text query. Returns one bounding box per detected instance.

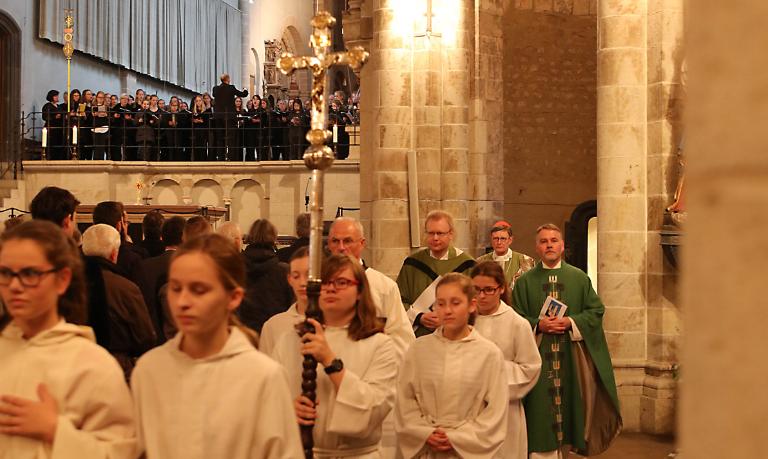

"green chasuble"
[476,250,534,292]
[396,247,475,337]
[512,261,621,455]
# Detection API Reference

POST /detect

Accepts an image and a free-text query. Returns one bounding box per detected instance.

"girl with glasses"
[395,272,509,458]
[272,253,398,458]
[0,220,138,458]
[471,261,542,459]
[130,234,302,458]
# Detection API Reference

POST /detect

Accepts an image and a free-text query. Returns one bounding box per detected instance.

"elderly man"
[82,224,156,380]
[476,221,535,291]
[396,210,476,336]
[327,217,415,359]
[217,221,244,252]
[512,223,621,458]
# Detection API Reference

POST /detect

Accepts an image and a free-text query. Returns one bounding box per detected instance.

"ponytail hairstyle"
[171,233,259,347]
[321,254,384,341]
[436,272,477,325]
[0,220,86,331]
[470,260,510,305]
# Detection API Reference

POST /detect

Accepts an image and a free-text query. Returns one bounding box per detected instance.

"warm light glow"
[72,126,78,145]
[389,0,462,46]
[433,0,461,45]
[42,128,48,148]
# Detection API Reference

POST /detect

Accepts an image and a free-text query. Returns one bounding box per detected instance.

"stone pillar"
[597,0,682,434]
[643,0,683,434]
[468,0,505,253]
[680,2,768,456]
[597,0,649,431]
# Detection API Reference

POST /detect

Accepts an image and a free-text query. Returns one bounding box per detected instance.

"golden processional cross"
[276,11,368,458]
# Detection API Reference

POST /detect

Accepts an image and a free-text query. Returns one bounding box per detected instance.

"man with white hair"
[217,221,243,252]
[327,216,415,360]
[82,224,156,380]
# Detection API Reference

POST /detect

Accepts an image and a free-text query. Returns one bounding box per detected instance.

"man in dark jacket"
[211,73,248,160]
[82,224,156,381]
[138,216,185,344]
[276,212,310,263]
[93,201,145,283]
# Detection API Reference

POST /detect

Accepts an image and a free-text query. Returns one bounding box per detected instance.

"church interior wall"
[1,0,200,126]
[501,2,598,258]
[245,0,313,95]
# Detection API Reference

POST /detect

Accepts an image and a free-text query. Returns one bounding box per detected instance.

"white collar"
[492,248,513,262]
[542,260,562,269]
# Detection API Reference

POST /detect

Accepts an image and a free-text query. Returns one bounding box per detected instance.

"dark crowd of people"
[40,74,360,162]
[0,185,622,459]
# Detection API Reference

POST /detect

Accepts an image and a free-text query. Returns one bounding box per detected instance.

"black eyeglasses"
[474,285,500,295]
[320,278,359,291]
[0,267,61,288]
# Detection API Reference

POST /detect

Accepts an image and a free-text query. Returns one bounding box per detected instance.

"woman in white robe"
[471,261,542,459]
[131,234,302,459]
[260,247,308,357]
[273,253,398,458]
[0,220,138,459]
[395,273,509,459]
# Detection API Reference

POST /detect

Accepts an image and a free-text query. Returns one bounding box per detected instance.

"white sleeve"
[506,320,542,400]
[394,347,434,459]
[52,360,138,459]
[250,366,304,459]
[381,282,416,362]
[326,337,398,437]
[568,317,583,341]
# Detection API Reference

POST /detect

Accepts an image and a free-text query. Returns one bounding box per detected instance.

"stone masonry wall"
[502,1,597,256]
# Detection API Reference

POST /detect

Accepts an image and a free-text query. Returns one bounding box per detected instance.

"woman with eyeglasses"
[0,220,138,458]
[272,253,398,458]
[471,261,542,459]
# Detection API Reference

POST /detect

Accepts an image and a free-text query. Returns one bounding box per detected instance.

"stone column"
[643,0,683,434]
[596,0,649,431]
[680,1,768,456]
[361,0,485,276]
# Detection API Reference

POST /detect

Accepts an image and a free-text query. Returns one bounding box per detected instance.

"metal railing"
[23,109,360,162]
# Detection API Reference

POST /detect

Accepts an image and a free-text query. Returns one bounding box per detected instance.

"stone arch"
[281,25,311,99]
[150,178,183,205]
[191,178,224,207]
[230,178,266,233]
[0,9,21,175]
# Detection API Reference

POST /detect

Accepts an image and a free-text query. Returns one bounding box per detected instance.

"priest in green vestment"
[396,210,475,336]
[476,221,535,291]
[512,223,621,458]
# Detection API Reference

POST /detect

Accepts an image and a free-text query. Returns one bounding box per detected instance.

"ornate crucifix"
[276,11,368,458]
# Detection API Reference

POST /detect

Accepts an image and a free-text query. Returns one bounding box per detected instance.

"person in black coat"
[240,219,294,333]
[42,90,66,160]
[271,99,290,160]
[211,73,248,160]
[287,98,309,160]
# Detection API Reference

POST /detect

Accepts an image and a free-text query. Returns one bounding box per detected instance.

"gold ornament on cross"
[275,11,368,459]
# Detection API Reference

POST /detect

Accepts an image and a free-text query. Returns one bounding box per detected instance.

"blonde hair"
[425,210,455,233]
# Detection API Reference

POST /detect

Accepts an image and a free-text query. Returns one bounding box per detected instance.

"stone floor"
[591,433,676,458]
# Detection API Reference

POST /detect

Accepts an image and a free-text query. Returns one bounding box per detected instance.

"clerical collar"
[492,248,513,262]
[542,260,562,269]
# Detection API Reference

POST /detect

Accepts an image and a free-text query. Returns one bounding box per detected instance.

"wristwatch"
[324,358,344,375]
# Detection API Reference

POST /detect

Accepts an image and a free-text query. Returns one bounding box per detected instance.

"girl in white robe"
[395,273,509,459]
[130,234,302,459]
[273,253,398,458]
[471,261,542,459]
[0,220,138,459]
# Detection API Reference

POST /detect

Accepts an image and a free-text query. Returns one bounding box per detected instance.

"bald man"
[327,217,415,360]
